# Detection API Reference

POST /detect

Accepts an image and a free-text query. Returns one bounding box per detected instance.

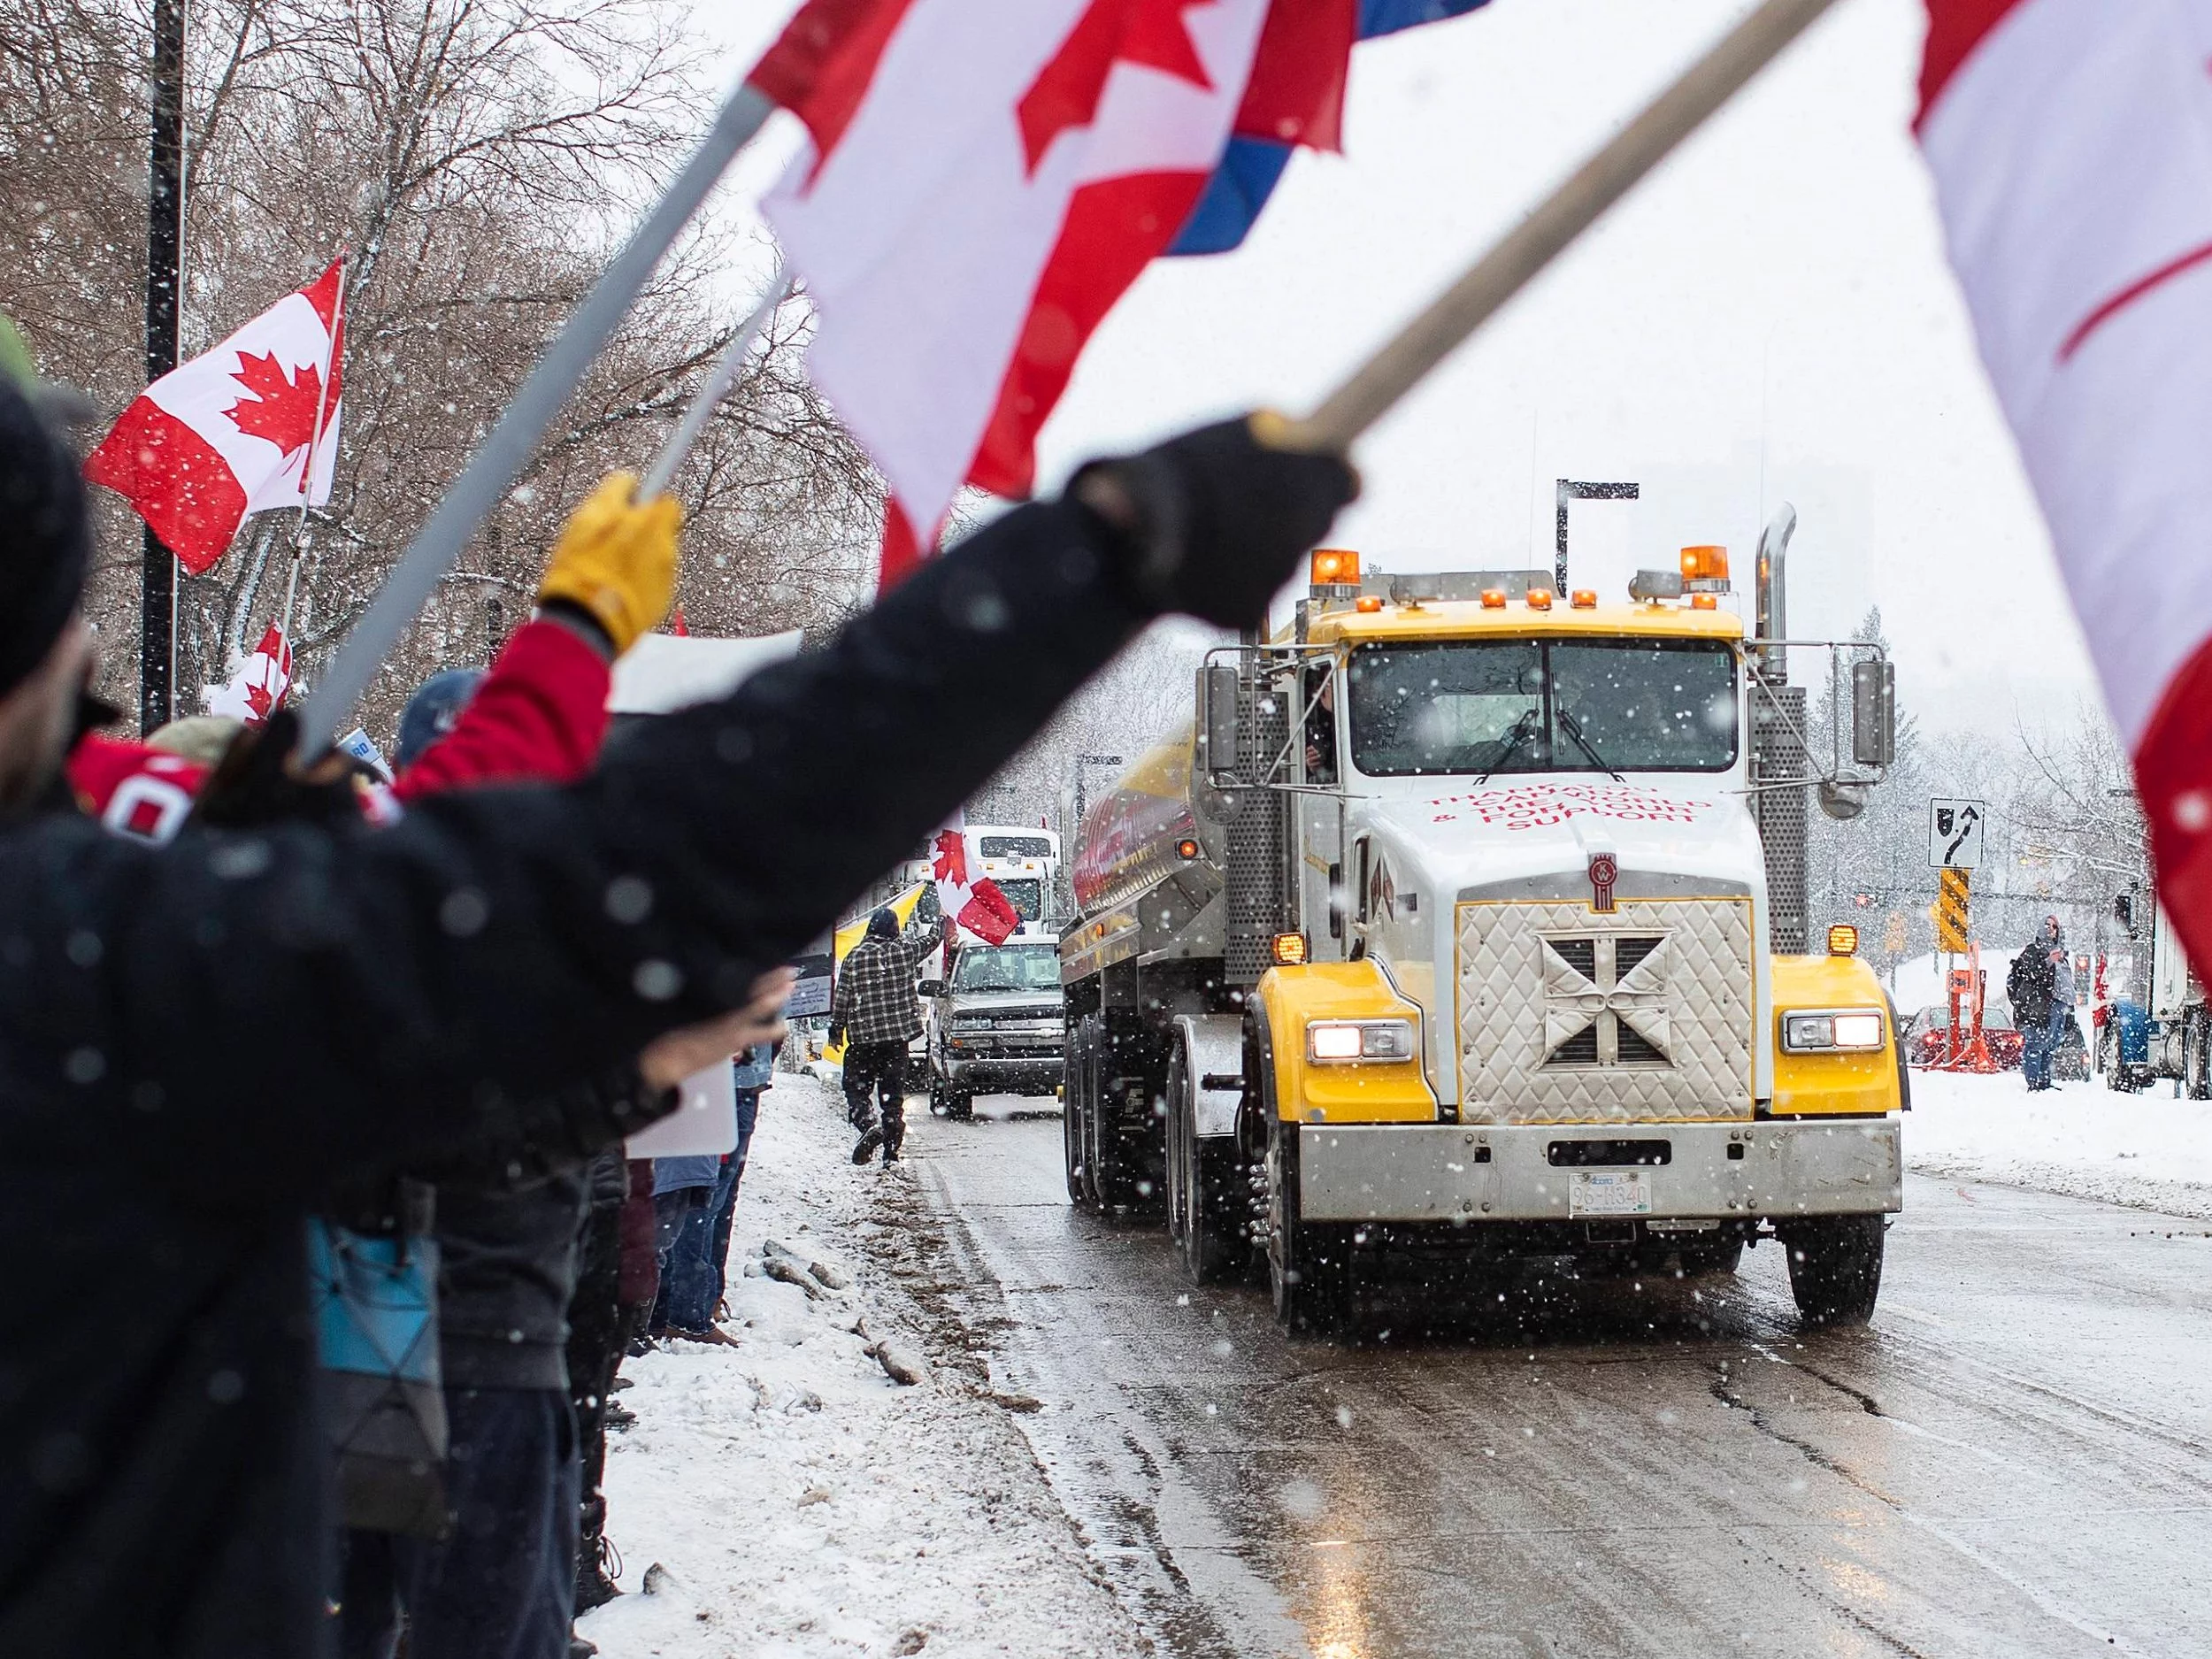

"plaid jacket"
[831,930,935,1044]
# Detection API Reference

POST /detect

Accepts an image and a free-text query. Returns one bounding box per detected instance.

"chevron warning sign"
[1936,867,1970,953]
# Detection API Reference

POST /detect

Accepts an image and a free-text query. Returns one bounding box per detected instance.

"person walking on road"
[830,910,935,1165]
[2010,917,2062,1091]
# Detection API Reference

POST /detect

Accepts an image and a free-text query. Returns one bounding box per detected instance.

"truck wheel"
[944,1084,974,1122]
[2100,1024,2141,1094]
[1265,1115,1347,1333]
[1062,1020,1089,1204]
[2188,1010,2210,1101]
[1166,1042,1248,1284]
[1085,1015,1135,1217]
[1782,1216,1885,1326]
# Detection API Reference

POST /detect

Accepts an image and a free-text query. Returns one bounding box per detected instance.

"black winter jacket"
[0,497,1142,1656]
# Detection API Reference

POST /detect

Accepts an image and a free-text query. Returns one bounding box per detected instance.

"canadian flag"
[1915,2,2212,971]
[932,818,1021,946]
[86,259,346,575]
[752,0,1277,587]
[204,623,294,726]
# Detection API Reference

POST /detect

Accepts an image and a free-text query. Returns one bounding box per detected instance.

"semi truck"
[2102,892,2205,1094]
[1060,523,1907,1330]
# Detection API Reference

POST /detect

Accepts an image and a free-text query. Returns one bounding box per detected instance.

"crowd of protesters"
[0,342,1355,1659]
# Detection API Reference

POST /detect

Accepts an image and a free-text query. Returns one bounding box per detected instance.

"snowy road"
[912,1097,2212,1659]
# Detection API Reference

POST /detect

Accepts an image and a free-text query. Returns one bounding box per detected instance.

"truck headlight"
[1307,1019,1415,1063]
[1781,1009,1886,1053]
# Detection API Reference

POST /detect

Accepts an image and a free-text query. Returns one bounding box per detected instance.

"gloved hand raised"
[536,472,682,656]
[1070,414,1358,629]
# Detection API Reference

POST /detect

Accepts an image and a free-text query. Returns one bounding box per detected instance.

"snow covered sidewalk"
[578,1074,1141,1659]
[1907,1068,2212,1219]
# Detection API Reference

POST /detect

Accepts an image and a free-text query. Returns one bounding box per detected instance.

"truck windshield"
[1347,639,1737,777]
[952,945,1062,994]
[992,879,1043,921]
[979,834,1053,859]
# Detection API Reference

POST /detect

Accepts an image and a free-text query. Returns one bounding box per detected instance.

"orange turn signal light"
[1176,838,1200,860]
[1680,545,1729,582]
[1271,932,1309,966]
[1355,595,1384,613]
[1479,589,1508,609]
[1525,588,1554,611]
[1828,924,1860,956]
[1571,589,1598,609]
[1310,548,1360,587]
[1690,593,1718,611]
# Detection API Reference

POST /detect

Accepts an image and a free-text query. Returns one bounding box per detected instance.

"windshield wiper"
[1556,706,1624,781]
[1474,709,1543,784]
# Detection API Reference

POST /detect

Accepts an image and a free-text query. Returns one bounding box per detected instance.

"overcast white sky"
[695,0,2100,739]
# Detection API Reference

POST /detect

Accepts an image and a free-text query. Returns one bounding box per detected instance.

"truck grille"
[1455,897,1754,1125]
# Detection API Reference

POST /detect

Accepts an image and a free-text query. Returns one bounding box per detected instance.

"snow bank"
[1907,1069,2212,1217]
[580,1074,1139,1659]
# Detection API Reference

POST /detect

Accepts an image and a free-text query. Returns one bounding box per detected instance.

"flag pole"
[640,267,792,501]
[282,257,349,640]
[296,81,780,755]
[1273,0,1844,456]
[139,0,186,734]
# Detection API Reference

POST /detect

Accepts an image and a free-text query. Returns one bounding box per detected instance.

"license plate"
[1570,1171,1652,1217]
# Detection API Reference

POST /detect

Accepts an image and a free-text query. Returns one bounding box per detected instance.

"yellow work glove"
[536,472,682,655]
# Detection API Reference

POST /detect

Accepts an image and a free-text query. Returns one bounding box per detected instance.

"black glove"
[827,1024,846,1048]
[1070,413,1358,628]
[190,708,373,829]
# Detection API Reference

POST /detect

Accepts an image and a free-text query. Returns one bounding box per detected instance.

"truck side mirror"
[2114,893,2135,935]
[917,979,944,997]
[1200,664,1241,784]
[1851,659,1895,768]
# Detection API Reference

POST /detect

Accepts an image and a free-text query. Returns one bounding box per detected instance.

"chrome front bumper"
[1298,1119,1901,1224]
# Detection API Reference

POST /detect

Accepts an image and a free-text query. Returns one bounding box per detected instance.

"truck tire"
[1165,1041,1248,1284]
[1062,1019,1090,1204]
[1264,1114,1348,1333]
[1084,1014,1140,1217]
[943,1083,974,1122]
[2100,1023,2144,1094]
[2188,1010,2210,1102]
[1782,1215,1885,1326]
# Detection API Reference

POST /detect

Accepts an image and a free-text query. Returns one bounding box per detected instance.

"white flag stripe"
[142,289,341,512]
[1920,0,2212,743]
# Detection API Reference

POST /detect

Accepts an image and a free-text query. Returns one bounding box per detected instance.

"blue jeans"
[659,1090,759,1333]
[2024,1004,2069,1087]
[339,1388,578,1659]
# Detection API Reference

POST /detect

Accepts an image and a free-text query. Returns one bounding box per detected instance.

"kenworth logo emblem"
[1588,853,1618,912]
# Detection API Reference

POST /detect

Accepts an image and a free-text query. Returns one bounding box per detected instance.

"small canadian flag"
[86,259,346,574]
[931,816,1019,947]
[205,623,293,726]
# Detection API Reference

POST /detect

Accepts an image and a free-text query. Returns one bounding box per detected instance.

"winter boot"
[576,1502,623,1612]
[851,1126,884,1164]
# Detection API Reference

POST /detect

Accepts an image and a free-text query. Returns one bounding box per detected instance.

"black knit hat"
[0,377,90,699]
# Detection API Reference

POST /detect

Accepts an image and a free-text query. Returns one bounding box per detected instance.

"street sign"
[1929,798,1986,869]
[1937,867,1971,952]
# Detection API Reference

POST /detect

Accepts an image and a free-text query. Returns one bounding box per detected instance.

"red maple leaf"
[225,351,325,459]
[1018,0,1214,173]
[931,828,968,887]
[244,677,279,722]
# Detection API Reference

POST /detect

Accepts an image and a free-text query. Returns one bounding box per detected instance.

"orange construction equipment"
[1930,945,2000,1072]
